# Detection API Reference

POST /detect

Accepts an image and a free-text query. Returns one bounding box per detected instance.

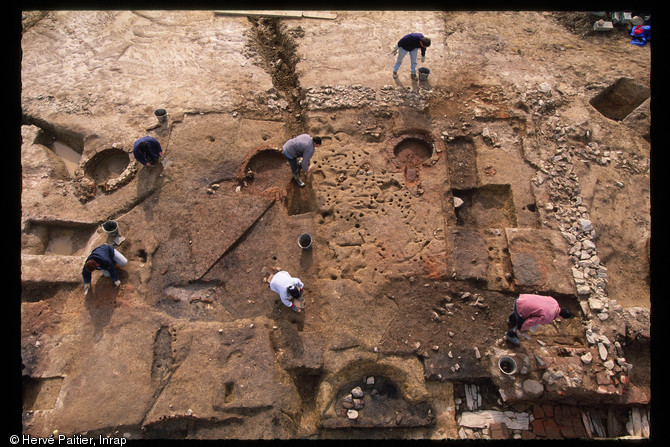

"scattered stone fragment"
[598,343,608,361]
[351,386,364,399]
[347,409,359,420]
[522,379,544,398]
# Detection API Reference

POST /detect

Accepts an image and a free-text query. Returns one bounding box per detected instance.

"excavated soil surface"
[18,10,652,440]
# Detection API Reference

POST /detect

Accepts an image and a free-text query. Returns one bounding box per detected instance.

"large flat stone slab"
[505,228,575,295]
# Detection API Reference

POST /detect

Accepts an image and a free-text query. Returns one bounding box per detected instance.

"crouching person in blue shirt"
[133,136,163,167]
[82,243,128,295]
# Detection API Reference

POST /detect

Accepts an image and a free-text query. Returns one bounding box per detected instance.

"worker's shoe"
[411,73,418,80]
[393,71,398,78]
[505,330,520,346]
[293,173,305,188]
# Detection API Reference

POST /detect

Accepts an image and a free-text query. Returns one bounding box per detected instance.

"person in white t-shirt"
[269,270,304,312]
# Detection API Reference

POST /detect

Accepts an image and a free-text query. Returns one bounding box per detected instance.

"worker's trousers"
[393,47,418,74]
[100,249,128,277]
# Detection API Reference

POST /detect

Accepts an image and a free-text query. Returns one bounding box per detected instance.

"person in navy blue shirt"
[82,243,128,295]
[392,33,431,79]
[133,136,163,167]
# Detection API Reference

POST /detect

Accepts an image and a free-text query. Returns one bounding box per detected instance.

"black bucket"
[418,67,430,81]
[298,233,312,250]
[102,220,119,238]
[154,108,167,123]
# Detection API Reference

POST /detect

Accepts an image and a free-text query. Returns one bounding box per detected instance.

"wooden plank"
[214,10,303,19]
[302,11,337,19]
[214,10,337,20]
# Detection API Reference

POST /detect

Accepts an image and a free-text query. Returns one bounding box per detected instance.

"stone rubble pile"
[532,142,607,301]
[530,122,652,365]
[340,381,375,420]
[303,85,432,111]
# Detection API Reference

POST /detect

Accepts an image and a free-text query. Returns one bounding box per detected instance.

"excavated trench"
[247,17,306,136]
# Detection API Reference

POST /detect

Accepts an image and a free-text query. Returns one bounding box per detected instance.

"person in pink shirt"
[505,293,572,345]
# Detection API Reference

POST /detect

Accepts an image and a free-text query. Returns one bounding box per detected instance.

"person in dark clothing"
[282,134,322,187]
[133,136,163,167]
[82,243,128,294]
[392,33,431,79]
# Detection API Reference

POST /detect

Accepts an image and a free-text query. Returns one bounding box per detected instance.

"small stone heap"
[340,380,374,420]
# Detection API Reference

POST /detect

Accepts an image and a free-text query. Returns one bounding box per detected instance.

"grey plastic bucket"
[102,220,119,238]
[298,233,312,250]
[498,356,517,375]
[154,108,167,123]
[418,67,430,81]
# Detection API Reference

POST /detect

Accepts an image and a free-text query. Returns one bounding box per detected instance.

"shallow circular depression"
[83,148,131,184]
[393,137,433,167]
[243,149,289,189]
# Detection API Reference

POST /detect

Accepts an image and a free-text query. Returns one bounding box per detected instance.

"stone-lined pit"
[242,148,289,191]
[322,376,435,429]
[83,148,131,185]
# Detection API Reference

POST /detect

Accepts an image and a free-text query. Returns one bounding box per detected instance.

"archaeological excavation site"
[19,10,652,440]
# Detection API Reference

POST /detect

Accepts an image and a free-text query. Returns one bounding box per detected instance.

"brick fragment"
[542,404,554,418]
[520,430,536,439]
[489,422,509,439]
[543,418,563,439]
[532,418,546,437]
